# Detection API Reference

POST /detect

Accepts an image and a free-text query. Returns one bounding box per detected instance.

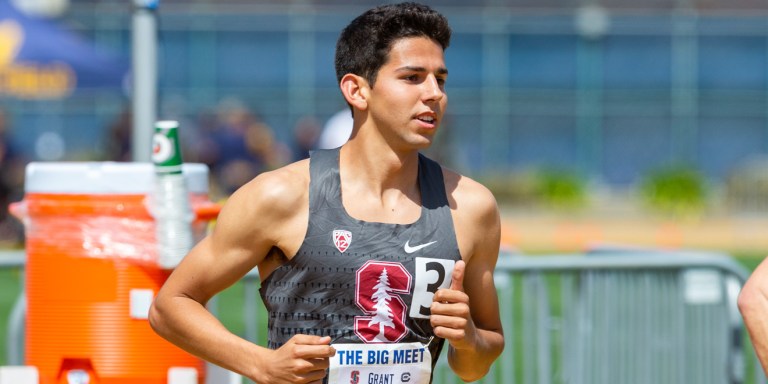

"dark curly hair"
[334,2,452,89]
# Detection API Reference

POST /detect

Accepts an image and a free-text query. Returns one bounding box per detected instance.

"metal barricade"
[469,250,764,384]
[3,250,767,384]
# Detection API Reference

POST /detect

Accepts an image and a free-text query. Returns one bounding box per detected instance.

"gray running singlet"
[259,147,462,384]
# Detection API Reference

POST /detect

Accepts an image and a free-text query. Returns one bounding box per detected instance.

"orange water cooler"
[13,162,219,384]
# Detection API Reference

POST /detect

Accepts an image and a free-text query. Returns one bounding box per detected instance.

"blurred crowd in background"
[0,101,452,247]
[0,101,322,246]
[101,99,312,196]
[0,109,25,247]
[102,97,453,198]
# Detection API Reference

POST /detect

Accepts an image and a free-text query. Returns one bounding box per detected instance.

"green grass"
[735,252,765,272]
[215,279,269,346]
[0,267,22,366]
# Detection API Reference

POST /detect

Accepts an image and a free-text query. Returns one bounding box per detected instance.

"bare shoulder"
[214,159,310,246]
[441,167,500,262]
[234,159,310,214]
[441,167,499,222]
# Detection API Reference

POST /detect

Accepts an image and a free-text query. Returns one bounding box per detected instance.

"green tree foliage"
[640,165,707,218]
[534,168,587,211]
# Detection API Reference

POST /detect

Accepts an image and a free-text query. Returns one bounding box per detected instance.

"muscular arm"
[149,163,334,383]
[738,256,768,374]
[431,173,504,382]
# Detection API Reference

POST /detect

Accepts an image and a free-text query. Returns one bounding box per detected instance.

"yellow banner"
[0,62,74,99]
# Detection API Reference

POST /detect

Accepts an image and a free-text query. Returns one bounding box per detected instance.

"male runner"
[150,3,504,383]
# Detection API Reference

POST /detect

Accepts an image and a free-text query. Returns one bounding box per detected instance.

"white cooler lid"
[24,162,210,194]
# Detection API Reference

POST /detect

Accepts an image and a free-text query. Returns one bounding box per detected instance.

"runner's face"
[366,36,448,149]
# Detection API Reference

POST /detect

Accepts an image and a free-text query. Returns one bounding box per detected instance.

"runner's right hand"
[254,334,336,384]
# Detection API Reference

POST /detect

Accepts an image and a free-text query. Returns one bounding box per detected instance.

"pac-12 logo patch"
[333,229,352,253]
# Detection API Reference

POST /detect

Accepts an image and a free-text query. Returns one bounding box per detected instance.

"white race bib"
[328,342,432,384]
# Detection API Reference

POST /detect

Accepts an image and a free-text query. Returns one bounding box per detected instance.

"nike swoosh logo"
[404,240,437,254]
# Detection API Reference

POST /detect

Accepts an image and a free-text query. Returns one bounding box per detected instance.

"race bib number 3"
[328,343,432,384]
[410,258,455,319]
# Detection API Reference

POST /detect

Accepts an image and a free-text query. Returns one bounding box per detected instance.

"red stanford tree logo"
[354,261,412,343]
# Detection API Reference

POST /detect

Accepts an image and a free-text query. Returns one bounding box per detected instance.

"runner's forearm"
[447,328,504,382]
[149,295,268,380]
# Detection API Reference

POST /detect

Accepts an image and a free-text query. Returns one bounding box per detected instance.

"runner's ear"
[340,74,369,111]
